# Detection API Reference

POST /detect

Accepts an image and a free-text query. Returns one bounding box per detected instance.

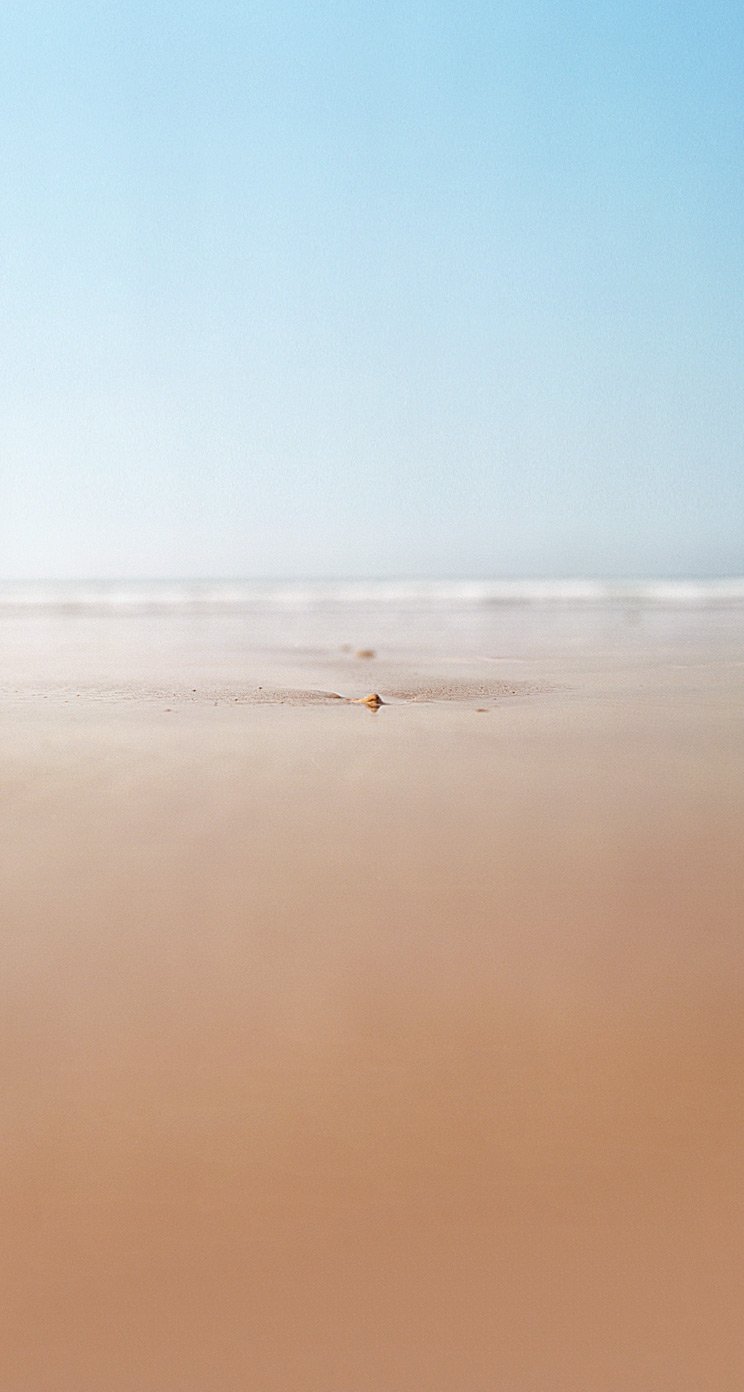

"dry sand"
[1,598,742,1390]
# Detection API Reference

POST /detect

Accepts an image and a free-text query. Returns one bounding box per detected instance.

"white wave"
[0,578,742,611]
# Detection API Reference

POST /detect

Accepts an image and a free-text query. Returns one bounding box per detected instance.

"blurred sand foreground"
[0,599,742,1391]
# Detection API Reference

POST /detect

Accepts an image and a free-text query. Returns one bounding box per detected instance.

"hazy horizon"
[2,574,743,591]
[2,568,744,584]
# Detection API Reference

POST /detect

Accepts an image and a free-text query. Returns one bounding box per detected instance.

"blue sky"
[1,0,742,578]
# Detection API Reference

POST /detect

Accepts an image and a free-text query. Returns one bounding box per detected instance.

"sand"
[1,594,742,1390]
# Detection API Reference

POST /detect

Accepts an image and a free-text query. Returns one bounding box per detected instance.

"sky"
[1,0,742,579]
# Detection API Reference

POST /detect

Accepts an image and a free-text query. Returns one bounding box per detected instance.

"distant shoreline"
[1,576,743,613]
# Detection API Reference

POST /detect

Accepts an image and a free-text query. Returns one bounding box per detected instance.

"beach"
[1,583,742,1391]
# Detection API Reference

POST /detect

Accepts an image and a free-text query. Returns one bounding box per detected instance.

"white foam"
[0,578,742,611]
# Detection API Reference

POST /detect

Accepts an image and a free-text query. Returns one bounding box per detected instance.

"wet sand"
[1,598,742,1390]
